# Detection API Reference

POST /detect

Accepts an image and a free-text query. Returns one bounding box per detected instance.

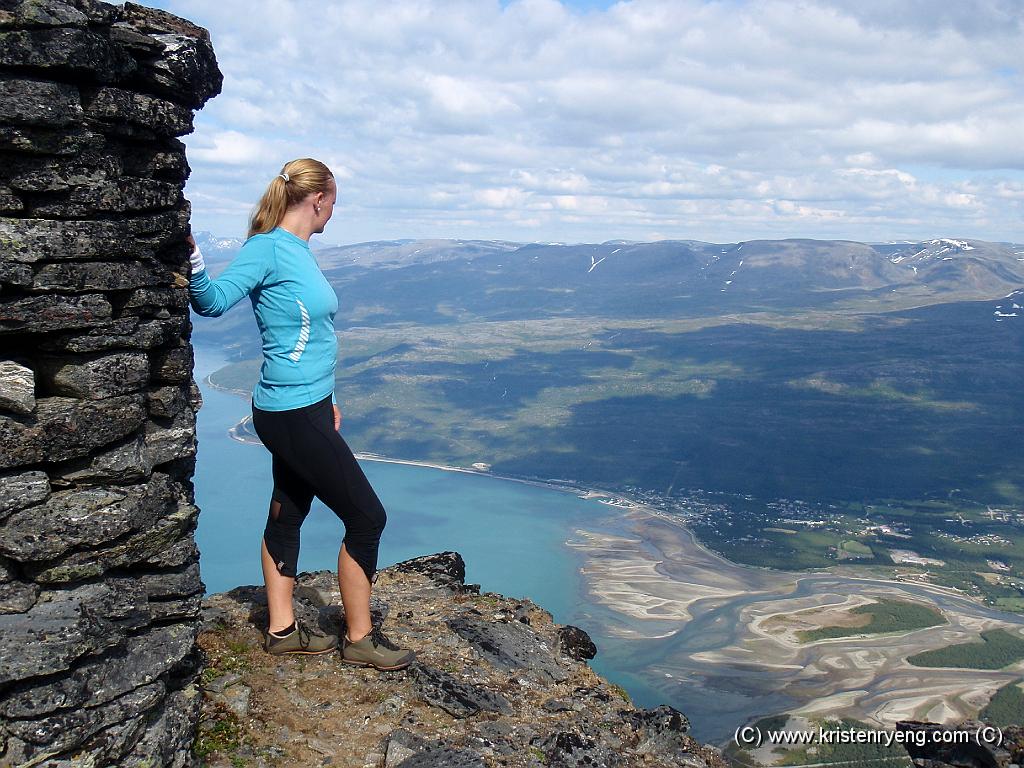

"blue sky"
[138,0,1023,245]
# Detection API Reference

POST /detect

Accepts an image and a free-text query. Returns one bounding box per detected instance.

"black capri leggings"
[250,393,387,583]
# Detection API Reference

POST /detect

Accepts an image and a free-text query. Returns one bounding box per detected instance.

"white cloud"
[475,187,532,208]
[189,130,268,165]
[148,0,1024,243]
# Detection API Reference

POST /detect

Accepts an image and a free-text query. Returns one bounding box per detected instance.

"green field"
[907,628,1024,669]
[798,599,945,642]
[838,540,873,558]
[979,678,1024,727]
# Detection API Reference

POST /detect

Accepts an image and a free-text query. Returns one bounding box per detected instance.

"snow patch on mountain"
[994,290,1023,322]
[193,231,245,255]
[888,238,979,265]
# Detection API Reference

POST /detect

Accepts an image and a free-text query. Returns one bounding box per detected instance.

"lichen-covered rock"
[0,471,177,562]
[27,176,183,217]
[0,469,50,519]
[393,550,471,591]
[0,255,31,283]
[82,85,193,137]
[25,496,199,584]
[150,344,193,383]
[29,259,174,292]
[36,350,150,398]
[0,580,150,686]
[0,76,83,125]
[0,291,112,332]
[0,393,146,468]
[143,409,196,465]
[121,682,202,768]
[2,151,117,191]
[143,535,198,570]
[409,661,514,718]
[0,121,101,155]
[0,3,219,760]
[120,285,190,313]
[557,623,598,661]
[0,0,91,28]
[0,210,189,263]
[37,314,188,353]
[0,357,35,413]
[50,431,154,486]
[118,2,223,106]
[0,578,40,613]
[3,680,167,761]
[530,727,625,767]
[137,562,203,602]
[146,383,188,418]
[384,728,487,767]
[0,26,137,79]
[447,613,570,683]
[0,621,197,720]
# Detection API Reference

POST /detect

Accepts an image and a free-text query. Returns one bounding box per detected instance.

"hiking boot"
[263,620,338,656]
[341,623,416,670]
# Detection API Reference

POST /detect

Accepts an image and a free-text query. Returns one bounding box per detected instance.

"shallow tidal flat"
[567,508,1024,743]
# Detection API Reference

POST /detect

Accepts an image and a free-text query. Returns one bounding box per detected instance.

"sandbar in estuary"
[567,506,1024,746]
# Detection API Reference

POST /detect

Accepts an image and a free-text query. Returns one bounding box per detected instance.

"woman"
[188,158,415,671]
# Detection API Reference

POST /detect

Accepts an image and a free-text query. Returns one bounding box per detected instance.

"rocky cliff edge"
[196,551,729,768]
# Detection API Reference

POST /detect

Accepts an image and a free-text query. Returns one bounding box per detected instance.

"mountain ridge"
[193,233,1024,308]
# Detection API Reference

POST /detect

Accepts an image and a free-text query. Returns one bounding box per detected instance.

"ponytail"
[248,158,334,238]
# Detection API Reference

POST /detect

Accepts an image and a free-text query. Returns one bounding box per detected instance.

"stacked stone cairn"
[0,1,221,764]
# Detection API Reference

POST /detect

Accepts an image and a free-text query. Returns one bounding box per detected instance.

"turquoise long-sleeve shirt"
[189,227,339,411]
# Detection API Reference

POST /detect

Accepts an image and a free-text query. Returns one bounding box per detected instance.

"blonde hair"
[248,158,334,238]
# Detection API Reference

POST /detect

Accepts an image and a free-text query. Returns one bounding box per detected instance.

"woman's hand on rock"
[186,234,206,274]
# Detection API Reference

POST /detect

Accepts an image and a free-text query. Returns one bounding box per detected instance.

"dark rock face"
[409,661,515,719]
[447,614,571,683]
[557,623,598,661]
[0,1,220,765]
[393,550,471,591]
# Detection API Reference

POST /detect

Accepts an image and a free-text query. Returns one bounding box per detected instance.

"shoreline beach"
[205,372,644,507]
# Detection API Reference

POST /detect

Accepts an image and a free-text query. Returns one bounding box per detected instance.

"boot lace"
[369,624,401,651]
[296,621,313,650]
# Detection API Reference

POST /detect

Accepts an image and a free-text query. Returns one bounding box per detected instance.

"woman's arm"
[188,236,272,317]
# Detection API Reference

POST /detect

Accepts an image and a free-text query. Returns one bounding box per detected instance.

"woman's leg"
[262,459,315,631]
[260,474,371,638]
[262,525,294,633]
[339,541,372,641]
